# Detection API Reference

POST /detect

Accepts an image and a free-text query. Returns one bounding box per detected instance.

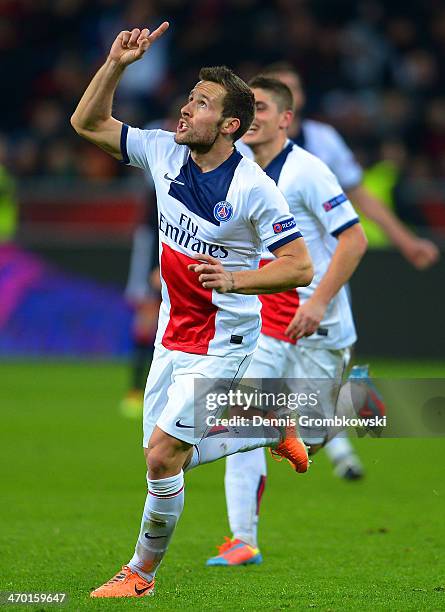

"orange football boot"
[90,565,155,598]
[269,422,309,473]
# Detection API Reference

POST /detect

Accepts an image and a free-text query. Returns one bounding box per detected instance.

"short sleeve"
[322,126,363,191]
[249,174,302,252]
[120,125,160,171]
[303,160,359,237]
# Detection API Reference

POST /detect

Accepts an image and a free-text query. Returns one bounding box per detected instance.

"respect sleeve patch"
[273,217,297,234]
[322,193,347,212]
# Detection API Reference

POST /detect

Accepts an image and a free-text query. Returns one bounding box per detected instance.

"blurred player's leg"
[205,449,266,565]
[132,338,153,392]
[207,336,288,566]
[208,342,352,567]
[225,448,266,547]
[324,436,364,480]
[295,346,362,475]
[120,302,158,418]
[121,224,160,418]
[324,363,364,480]
[326,363,387,478]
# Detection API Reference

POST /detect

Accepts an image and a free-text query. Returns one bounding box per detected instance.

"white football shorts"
[143,344,252,446]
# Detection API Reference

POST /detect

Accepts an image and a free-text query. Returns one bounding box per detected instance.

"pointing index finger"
[148,21,170,43]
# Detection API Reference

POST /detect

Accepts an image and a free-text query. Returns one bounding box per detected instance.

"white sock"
[324,376,369,459]
[128,471,184,582]
[336,380,367,419]
[324,436,355,464]
[323,379,369,443]
[225,449,267,548]
[187,424,279,469]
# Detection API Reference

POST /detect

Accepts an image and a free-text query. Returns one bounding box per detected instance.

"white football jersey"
[239,119,363,191]
[122,126,302,357]
[293,119,363,191]
[237,139,359,350]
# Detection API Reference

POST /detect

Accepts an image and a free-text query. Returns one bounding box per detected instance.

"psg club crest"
[213,201,233,222]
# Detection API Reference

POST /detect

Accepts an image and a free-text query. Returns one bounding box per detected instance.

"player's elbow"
[285,256,313,288]
[353,226,368,259]
[296,258,314,287]
[358,232,368,258]
[70,113,102,138]
[340,223,368,261]
[70,113,87,137]
[281,243,314,288]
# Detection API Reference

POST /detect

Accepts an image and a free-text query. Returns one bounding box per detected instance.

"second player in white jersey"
[239,117,363,193]
[207,76,367,568]
[291,118,363,191]
[237,138,358,350]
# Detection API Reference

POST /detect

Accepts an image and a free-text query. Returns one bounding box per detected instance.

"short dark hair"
[198,66,255,141]
[248,76,293,112]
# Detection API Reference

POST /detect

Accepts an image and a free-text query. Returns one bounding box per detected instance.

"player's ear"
[279,109,294,130]
[220,117,240,138]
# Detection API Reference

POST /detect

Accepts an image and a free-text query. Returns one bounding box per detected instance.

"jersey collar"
[263,140,294,185]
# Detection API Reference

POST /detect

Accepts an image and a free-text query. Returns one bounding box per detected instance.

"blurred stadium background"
[1,1,445,609]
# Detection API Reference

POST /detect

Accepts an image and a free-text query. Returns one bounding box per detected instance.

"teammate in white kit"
[206,77,368,567]
[71,23,314,599]
[260,62,439,477]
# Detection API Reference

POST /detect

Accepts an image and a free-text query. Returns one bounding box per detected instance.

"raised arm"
[70,23,169,158]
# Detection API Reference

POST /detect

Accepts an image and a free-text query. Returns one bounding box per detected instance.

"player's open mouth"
[245,125,259,135]
[177,119,190,133]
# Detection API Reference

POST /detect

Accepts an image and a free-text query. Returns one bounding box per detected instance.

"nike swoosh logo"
[134,584,152,596]
[144,533,165,539]
[175,419,194,429]
[164,172,185,185]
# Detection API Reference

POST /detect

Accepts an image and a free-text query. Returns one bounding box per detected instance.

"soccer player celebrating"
[71,23,314,599]
[206,77,368,567]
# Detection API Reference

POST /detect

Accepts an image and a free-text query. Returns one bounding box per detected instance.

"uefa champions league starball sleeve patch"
[272,217,297,234]
[322,193,347,212]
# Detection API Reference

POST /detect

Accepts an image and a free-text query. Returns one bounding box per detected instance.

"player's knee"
[145,446,173,477]
[144,435,189,478]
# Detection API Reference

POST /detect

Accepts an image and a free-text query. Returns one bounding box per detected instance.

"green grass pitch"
[1,360,445,611]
